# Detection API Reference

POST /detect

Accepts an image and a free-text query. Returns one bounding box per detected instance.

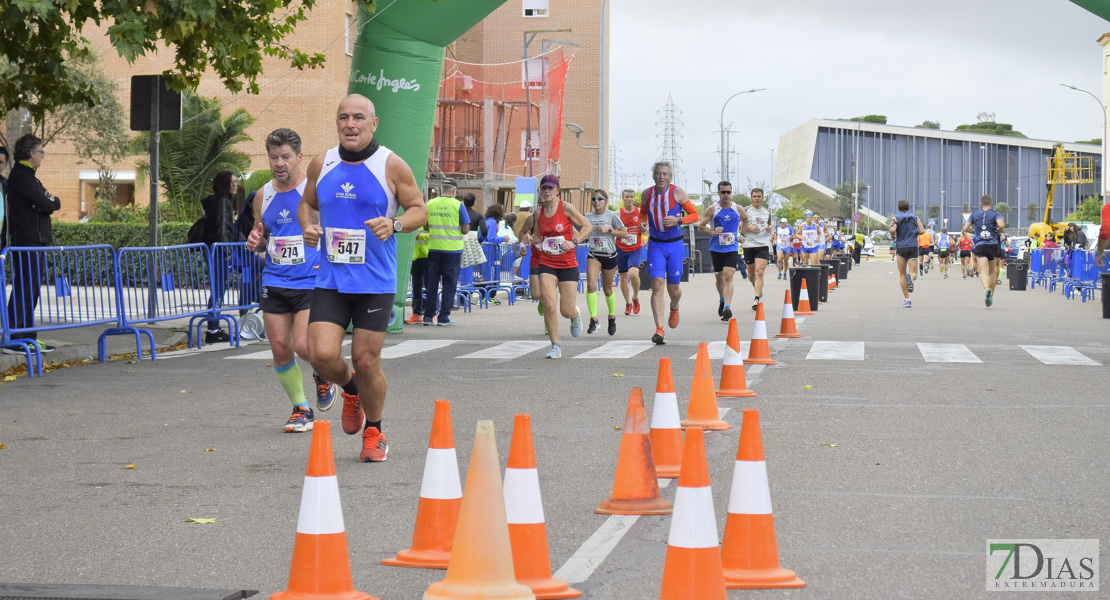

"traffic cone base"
[597,389,673,515]
[684,343,733,428]
[796,280,815,316]
[716,322,756,399]
[721,515,805,589]
[649,358,683,478]
[775,289,802,339]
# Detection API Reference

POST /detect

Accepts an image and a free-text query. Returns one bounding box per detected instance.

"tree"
[132,91,254,222]
[832,181,867,218]
[774,194,810,224]
[928,205,940,219]
[849,115,887,124]
[977,112,996,123]
[917,120,941,129]
[0,0,373,120]
[1065,195,1102,224]
[1028,202,1040,223]
[995,202,1010,218]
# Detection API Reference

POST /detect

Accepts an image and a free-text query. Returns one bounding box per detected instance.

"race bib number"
[268,235,306,266]
[719,232,736,246]
[589,235,616,255]
[802,230,818,246]
[778,232,789,245]
[620,234,638,246]
[325,228,366,264]
[541,236,567,255]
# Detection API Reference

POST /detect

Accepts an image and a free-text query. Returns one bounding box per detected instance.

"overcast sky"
[608,0,1110,195]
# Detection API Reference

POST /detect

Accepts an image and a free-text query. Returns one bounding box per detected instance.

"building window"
[345,14,355,56]
[521,56,547,89]
[523,0,548,17]
[521,130,540,160]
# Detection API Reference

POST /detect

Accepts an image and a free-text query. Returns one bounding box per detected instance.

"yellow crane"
[1028,143,1092,242]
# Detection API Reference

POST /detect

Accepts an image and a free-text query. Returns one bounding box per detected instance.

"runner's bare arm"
[639,190,650,234]
[367,153,427,241]
[298,154,325,247]
[564,202,593,247]
[697,205,716,235]
[246,189,267,252]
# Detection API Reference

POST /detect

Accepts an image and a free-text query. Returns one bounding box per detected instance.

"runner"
[889,199,925,308]
[814,214,827,262]
[799,211,820,265]
[962,194,1005,307]
[792,227,803,266]
[698,180,744,321]
[741,187,774,310]
[583,189,628,335]
[517,213,545,330]
[616,188,643,315]
[774,217,793,279]
[299,94,427,462]
[244,128,338,433]
[520,174,592,358]
[958,232,973,278]
[639,161,699,344]
[917,226,933,275]
[935,227,952,278]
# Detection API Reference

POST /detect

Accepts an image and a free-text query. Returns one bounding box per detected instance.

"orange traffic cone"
[382,400,461,569]
[649,358,683,479]
[658,427,727,600]
[683,343,733,429]
[504,415,581,599]
[830,272,837,290]
[775,290,802,339]
[796,279,815,316]
[272,421,377,600]
[720,410,806,590]
[423,421,535,600]
[744,303,777,366]
[716,320,756,399]
[596,388,673,515]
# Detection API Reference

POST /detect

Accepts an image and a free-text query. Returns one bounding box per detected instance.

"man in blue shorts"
[299,94,427,462]
[962,194,1005,307]
[889,199,926,308]
[639,161,699,344]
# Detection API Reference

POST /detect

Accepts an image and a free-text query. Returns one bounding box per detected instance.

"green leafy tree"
[916,120,941,129]
[995,202,1010,218]
[1065,195,1102,224]
[243,170,274,197]
[132,92,254,222]
[774,194,810,223]
[849,115,887,124]
[928,205,940,219]
[0,0,373,120]
[1027,202,1040,223]
[832,181,867,218]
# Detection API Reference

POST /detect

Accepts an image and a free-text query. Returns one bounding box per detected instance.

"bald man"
[299,94,427,462]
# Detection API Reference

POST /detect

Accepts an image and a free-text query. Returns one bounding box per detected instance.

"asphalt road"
[1,257,1107,599]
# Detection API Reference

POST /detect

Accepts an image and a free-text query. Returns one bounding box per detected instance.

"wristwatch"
[392,218,403,233]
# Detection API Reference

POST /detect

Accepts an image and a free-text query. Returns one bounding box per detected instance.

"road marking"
[795,317,806,327]
[381,340,456,359]
[1020,345,1100,366]
[806,341,865,360]
[457,340,549,359]
[574,340,656,359]
[226,339,349,360]
[689,340,748,359]
[917,343,982,363]
[156,340,261,360]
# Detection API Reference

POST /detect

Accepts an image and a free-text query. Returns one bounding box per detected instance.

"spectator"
[1064,222,1088,251]
[424,179,471,326]
[3,135,61,353]
[1042,235,1059,249]
[500,213,519,244]
[483,204,506,244]
[513,199,532,241]
[460,190,486,239]
[201,170,238,343]
[0,146,9,249]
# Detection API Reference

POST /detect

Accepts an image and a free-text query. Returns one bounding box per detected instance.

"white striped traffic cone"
[649,358,683,478]
[744,303,777,366]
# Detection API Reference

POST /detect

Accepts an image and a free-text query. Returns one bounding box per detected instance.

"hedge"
[53,222,193,249]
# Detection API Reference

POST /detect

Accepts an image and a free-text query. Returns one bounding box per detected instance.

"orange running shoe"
[652,327,665,345]
[341,392,364,435]
[632,298,641,314]
[404,313,422,324]
[360,427,389,462]
[624,303,632,316]
[668,308,680,329]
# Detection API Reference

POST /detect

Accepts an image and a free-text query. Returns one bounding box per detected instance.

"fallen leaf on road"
[613,426,622,430]
[124,464,136,469]
[611,372,623,377]
[0,444,7,449]
[820,443,839,448]
[804,385,812,390]
[3,375,15,382]
[180,390,187,394]
[205,448,216,452]
[126,360,137,365]
[184,518,220,524]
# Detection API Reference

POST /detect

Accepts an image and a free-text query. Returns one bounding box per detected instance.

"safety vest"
[426,196,464,252]
[414,229,430,259]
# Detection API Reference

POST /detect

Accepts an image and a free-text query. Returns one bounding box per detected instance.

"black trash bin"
[1009,261,1028,291]
[837,256,850,280]
[816,263,831,302]
[789,267,821,312]
[1103,273,1110,318]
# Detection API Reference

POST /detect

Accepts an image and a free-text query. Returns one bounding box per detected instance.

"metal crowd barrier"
[0,245,121,376]
[209,242,264,342]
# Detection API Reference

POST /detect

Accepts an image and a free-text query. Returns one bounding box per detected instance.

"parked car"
[861,237,875,257]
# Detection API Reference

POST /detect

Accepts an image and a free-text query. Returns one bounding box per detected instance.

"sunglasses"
[592,196,607,201]
[719,190,732,195]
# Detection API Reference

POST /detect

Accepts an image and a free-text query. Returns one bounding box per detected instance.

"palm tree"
[133,91,254,222]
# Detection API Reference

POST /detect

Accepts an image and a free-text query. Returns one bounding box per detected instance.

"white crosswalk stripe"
[381,339,456,359]
[458,340,549,359]
[1019,345,1101,366]
[917,343,982,363]
[688,340,749,359]
[806,341,865,360]
[574,340,656,359]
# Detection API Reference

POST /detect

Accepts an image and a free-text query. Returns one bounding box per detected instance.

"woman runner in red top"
[521,175,592,359]
[958,233,973,278]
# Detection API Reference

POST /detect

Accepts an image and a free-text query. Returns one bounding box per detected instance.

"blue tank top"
[645,185,685,242]
[969,209,1002,248]
[936,234,950,250]
[708,202,741,252]
[260,179,319,289]
[314,145,398,294]
[800,224,820,249]
[894,211,919,248]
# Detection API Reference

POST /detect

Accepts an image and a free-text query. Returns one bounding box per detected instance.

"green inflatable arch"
[348,0,508,333]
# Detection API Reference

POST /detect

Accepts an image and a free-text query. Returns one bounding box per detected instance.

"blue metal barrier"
[208,242,264,344]
[1,245,122,375]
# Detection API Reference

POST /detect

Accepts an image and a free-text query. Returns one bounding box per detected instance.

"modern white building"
[773,118,1102,228]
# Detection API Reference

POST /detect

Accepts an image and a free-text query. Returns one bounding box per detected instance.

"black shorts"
[308,288,392,332]
[536,264,580,283]
[959,250,972,258]
[742,246,771,264]
[918,246,931,256]
[972,245,1002,260]
[896,247,919,260]
[588,253,618,271]
[937,250,950,259]
[259,285,313,314]
[711,250,738,272]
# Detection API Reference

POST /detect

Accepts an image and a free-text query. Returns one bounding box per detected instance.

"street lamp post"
[718,88,765,182]
[566,122,599,187]
[1060,83,1108,201]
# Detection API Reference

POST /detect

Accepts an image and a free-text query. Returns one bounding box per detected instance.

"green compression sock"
[275,360,307,405]
[605,292,616,317]
[586,291,598,319]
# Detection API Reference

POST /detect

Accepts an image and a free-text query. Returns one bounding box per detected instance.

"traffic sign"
[852,212,862,222]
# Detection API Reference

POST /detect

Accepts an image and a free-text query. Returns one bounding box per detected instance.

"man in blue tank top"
[246,129,340,434]
[962,194,1005,307]
[697,180,744,321]
[298,94,427,462]
[888,199,926,308]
